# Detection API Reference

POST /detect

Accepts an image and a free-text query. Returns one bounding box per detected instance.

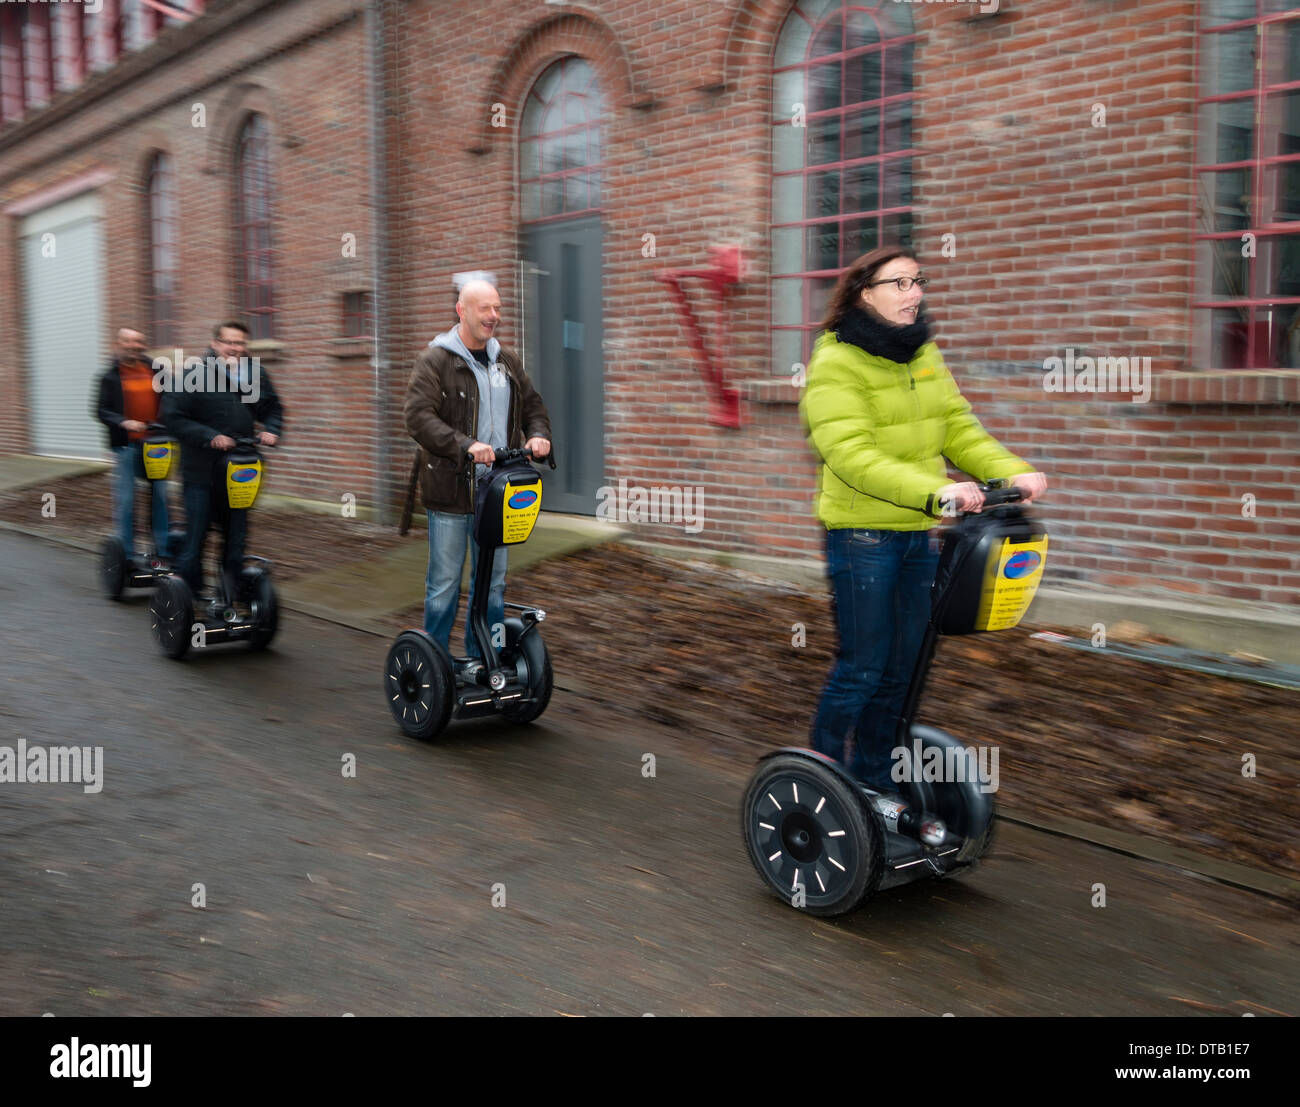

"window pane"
[534,62,563,102]
[1258,234,1300,297]
[1196,236,1251,298]
[1199,97,1254,164]
[774,122,804,172]
[564,173,587,212]
[883,157,913,208]
[772,68,805,119]
[845,10,881,51]
[810,13,842,58]
[521,182,540,221]
[808,61,842,114]
[841,216,878,265]
[806,169,840,219]
[1263,88,1300,157]
[1200,28,1258,97]
[588,169,601,207]
[1198,168,1253,231]
[772,226,802,275]
[810,276,838,321]
[1265,18,1300,85]
[520,138,539,179]
[806,222,839,271]
[1207,306,1251,366]
[773,174,802,221]
[1263,163,1300,223]
[774,13,814,68]
[521,96,543,137]
[883,41,914,101]
[772,328,804,378]
[563,128,586,170]
[843,107,880,161]
[798,0,838,30]
[882,209,914,248]
[542,178,564,217]
[773,278,804,326]
[845,50,881,106]
[842,160,880,214]
[883,99,913,151]
[1259,302,1300,367]
[807,112,840,164]
[541,135,563,174]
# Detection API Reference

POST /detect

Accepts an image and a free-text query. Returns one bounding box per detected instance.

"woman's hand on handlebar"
[938,481,985,514]
[258,431,278,448]
[1011,471,1047,503]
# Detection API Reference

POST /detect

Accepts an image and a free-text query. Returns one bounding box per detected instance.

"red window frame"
[342,291,372,338]
[519,55,604,225]
[1194,4,1300,369]
[145,152,181,347]
[769,0,918,371]
[233,113,277,341]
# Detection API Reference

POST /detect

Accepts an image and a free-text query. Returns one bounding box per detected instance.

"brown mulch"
[6,471,1298,884]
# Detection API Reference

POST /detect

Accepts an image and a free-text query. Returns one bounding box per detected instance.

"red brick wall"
[1,0,1296,606]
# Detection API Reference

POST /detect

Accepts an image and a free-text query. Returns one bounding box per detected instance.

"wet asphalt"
[0,530,1295,1016]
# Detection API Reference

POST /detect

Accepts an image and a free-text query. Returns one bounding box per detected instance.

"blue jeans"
[113,444,171,559]
[425,510,507,658]
[810,528,940,791]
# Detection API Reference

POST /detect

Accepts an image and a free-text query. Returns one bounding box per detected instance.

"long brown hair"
[820,246,918,332]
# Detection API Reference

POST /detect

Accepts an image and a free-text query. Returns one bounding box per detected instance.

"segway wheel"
[741,754,882,917]
[100,537,127,601]
[384,630,454,740]
[150,575,194,660]
[500,617,553,725]
[243,568,278,652]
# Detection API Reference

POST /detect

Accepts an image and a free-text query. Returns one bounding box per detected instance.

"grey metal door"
[521,216,603,515]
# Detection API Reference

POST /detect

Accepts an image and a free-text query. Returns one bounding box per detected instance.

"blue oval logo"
[1004,551,1041,579]
[508,490,538,509]
[231,467,259,483]
[145,446,170,458]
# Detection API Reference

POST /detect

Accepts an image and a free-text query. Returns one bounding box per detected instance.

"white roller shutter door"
[21,192,106,459]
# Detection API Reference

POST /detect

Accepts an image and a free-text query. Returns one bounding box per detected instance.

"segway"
[149,437,278,660]
[385,447,555,740]
[100,424,188,600]
[741,481,1048,916]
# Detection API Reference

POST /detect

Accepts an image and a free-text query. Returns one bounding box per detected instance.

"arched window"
[520,56,604,222]
[144,151,179,346]
[770,0,916,371]
[233,112,276,339]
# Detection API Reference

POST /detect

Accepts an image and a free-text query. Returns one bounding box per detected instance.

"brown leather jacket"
[404,341,551,514]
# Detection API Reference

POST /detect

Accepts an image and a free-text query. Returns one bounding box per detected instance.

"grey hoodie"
[431,327,512,476]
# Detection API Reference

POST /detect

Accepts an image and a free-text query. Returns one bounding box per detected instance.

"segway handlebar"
[465,445,557,470]
[937,480,1027,516]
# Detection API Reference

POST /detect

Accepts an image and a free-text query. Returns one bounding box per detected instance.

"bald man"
[404,280,552,659]
[94,326,173,565]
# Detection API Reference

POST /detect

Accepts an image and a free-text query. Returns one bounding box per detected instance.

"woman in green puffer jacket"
[801,246,1047,792]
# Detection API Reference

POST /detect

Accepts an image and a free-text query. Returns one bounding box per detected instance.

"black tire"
[901,725,996,866]
[384,630,454,740]
[500,616,552,725]
[741,754,882,916]
[242,568,278,652]
[150,575,193,660]
[100,537,127,601]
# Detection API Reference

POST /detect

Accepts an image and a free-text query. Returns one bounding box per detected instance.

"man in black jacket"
[94,327,174,564]
[162,321,284,599]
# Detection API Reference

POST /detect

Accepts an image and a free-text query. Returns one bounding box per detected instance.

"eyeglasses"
[867,276,929,292]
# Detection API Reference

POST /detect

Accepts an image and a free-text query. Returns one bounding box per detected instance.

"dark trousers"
[810,528,940,790]
[179,478,248,598]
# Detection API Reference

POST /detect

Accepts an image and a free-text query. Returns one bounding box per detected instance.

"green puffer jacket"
[800,331,1032,530]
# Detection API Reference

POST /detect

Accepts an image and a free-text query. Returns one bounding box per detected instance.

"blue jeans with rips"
[425,510,507,659]
[810,527,940,791]
[113,444,172,559]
